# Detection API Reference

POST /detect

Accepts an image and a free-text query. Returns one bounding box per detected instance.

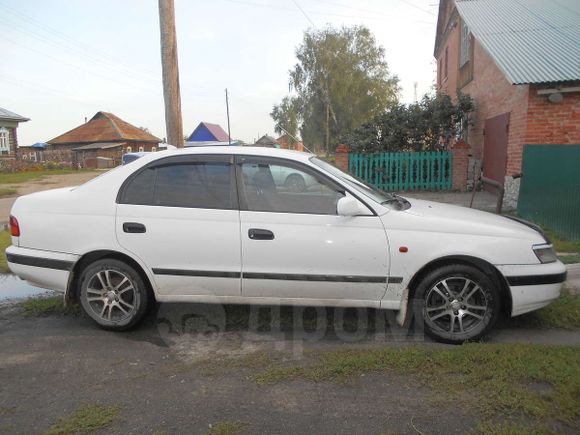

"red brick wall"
[451,140,469,191]
[525,86,580,145]
[435,5,460,98]
[461,40,529,176]
[334,144,349,172]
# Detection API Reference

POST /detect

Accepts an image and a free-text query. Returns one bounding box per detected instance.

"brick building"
[0,107,29,159]
[277,134,305,152]
[45,111,160,168]
[435,0,580,205]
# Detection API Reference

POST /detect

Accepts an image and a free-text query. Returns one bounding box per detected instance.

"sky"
[0,0,438,146]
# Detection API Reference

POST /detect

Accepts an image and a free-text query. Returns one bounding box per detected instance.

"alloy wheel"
[84,269,138,323]
[424,277,488,334]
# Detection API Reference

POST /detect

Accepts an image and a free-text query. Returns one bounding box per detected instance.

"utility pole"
[325,103,330,155]
[225,88,231,145]
[158,0,184,147]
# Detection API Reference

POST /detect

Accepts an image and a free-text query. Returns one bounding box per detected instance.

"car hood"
[395,198,545,242]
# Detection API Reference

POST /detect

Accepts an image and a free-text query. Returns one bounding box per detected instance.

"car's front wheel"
[414,264,501,344]
[79,259,150,331]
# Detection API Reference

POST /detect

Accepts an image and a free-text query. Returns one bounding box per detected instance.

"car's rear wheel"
[285,173,306,192]
[414,264,500,344]
[79,259,149,331]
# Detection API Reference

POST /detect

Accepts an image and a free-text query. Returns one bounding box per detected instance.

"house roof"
[188,122,231,142]
[255,135,277,146]
[73,142,125,151]
[0,107,29,122]
[48,111,160,145]
[455,0,580,84]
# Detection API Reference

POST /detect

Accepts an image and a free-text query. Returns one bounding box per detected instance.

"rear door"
[116,154,241,297]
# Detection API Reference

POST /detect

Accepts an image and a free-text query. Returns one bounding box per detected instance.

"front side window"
[239,159,343,215]
[310,157,394,205]
[0,128,10,154]
[121,160,234,209]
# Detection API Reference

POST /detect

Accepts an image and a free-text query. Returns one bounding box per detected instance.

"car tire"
[79,259,150,331]
[285,173,306,192]
[413,264,501,344]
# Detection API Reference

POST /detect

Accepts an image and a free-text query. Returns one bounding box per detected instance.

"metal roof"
[0,107,29,122]
[456,0,580,84]
[73,142,125,151]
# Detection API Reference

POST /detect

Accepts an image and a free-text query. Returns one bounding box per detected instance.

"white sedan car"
[6,147,566,343]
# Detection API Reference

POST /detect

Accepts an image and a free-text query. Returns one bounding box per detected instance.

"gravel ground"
[0,300,578,434]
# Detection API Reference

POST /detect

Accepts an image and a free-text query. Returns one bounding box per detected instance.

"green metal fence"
[518,144,580,241]
[348,151,453,191]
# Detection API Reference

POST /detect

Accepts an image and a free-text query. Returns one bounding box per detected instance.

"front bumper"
[497,261,567,316]
[5,245,79,292]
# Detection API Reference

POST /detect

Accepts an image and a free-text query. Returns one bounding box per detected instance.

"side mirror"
[337,196,370,217]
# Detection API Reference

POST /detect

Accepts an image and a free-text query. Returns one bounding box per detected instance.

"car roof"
[149,146,314,163]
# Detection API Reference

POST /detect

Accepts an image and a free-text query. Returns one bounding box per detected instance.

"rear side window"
[121,161,234,209]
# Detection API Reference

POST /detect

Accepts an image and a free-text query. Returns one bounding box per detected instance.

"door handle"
[248,228,274,240]
[123,222,146,233]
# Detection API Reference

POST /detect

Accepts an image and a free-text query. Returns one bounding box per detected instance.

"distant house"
[0,107,29,158]
[253,135,278,148]
[46,111,160,168]
[277,134,304,152]
[187,122,231,142]
[435,0,580,204]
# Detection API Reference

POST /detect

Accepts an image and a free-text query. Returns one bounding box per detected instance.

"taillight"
[9,215,20,237]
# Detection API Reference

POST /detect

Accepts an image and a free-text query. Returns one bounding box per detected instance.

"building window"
[126,146,132,153]
[138,146,144,152]
[460,21,471,67]
[444,46,449,79]
[0,128,10,154]
[151,147,156,152]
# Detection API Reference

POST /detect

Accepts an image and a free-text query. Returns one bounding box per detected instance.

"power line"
[291,0,316,26]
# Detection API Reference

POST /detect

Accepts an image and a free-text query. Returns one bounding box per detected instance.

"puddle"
[0,274,58,300]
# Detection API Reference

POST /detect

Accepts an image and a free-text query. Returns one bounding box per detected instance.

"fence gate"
[349,151,453,191]
[518,144,580,240]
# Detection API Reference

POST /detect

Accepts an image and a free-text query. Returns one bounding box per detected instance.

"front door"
[236,156,389,305]
[116,154,241,297]
[483,112,510,184]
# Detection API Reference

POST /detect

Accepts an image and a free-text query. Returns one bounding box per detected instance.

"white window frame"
[0,127,10,154]
[138,146,144,152]
[460,21,471,67]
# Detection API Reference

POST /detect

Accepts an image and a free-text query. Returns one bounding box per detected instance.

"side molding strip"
[153,268,402,284]
[506,272,567,286]
[6,253,74,271]
[153,269,241,278]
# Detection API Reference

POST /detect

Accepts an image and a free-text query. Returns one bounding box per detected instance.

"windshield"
[310,157,394,204]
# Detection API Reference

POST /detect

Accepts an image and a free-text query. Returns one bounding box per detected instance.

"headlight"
[533,245,558,264]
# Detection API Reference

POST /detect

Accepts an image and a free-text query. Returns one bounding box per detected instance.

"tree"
[271,96,301,144]
[271,25,399,153]
[342,92,474,153]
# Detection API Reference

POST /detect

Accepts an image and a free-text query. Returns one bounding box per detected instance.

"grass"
[19,295,78,317]
[559,254,580,264]
[44,403,120,435]
[206,421,248,435]
[255,343,580,426]
[470,421,554,435]
[545,229,580,253]
[515,288,580,329]
[0,230,10,273]
[0,187,17,198]
[0,169,95,186]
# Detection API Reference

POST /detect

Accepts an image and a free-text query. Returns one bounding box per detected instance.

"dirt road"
[0,171,101,223]
[0,302,577,434]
